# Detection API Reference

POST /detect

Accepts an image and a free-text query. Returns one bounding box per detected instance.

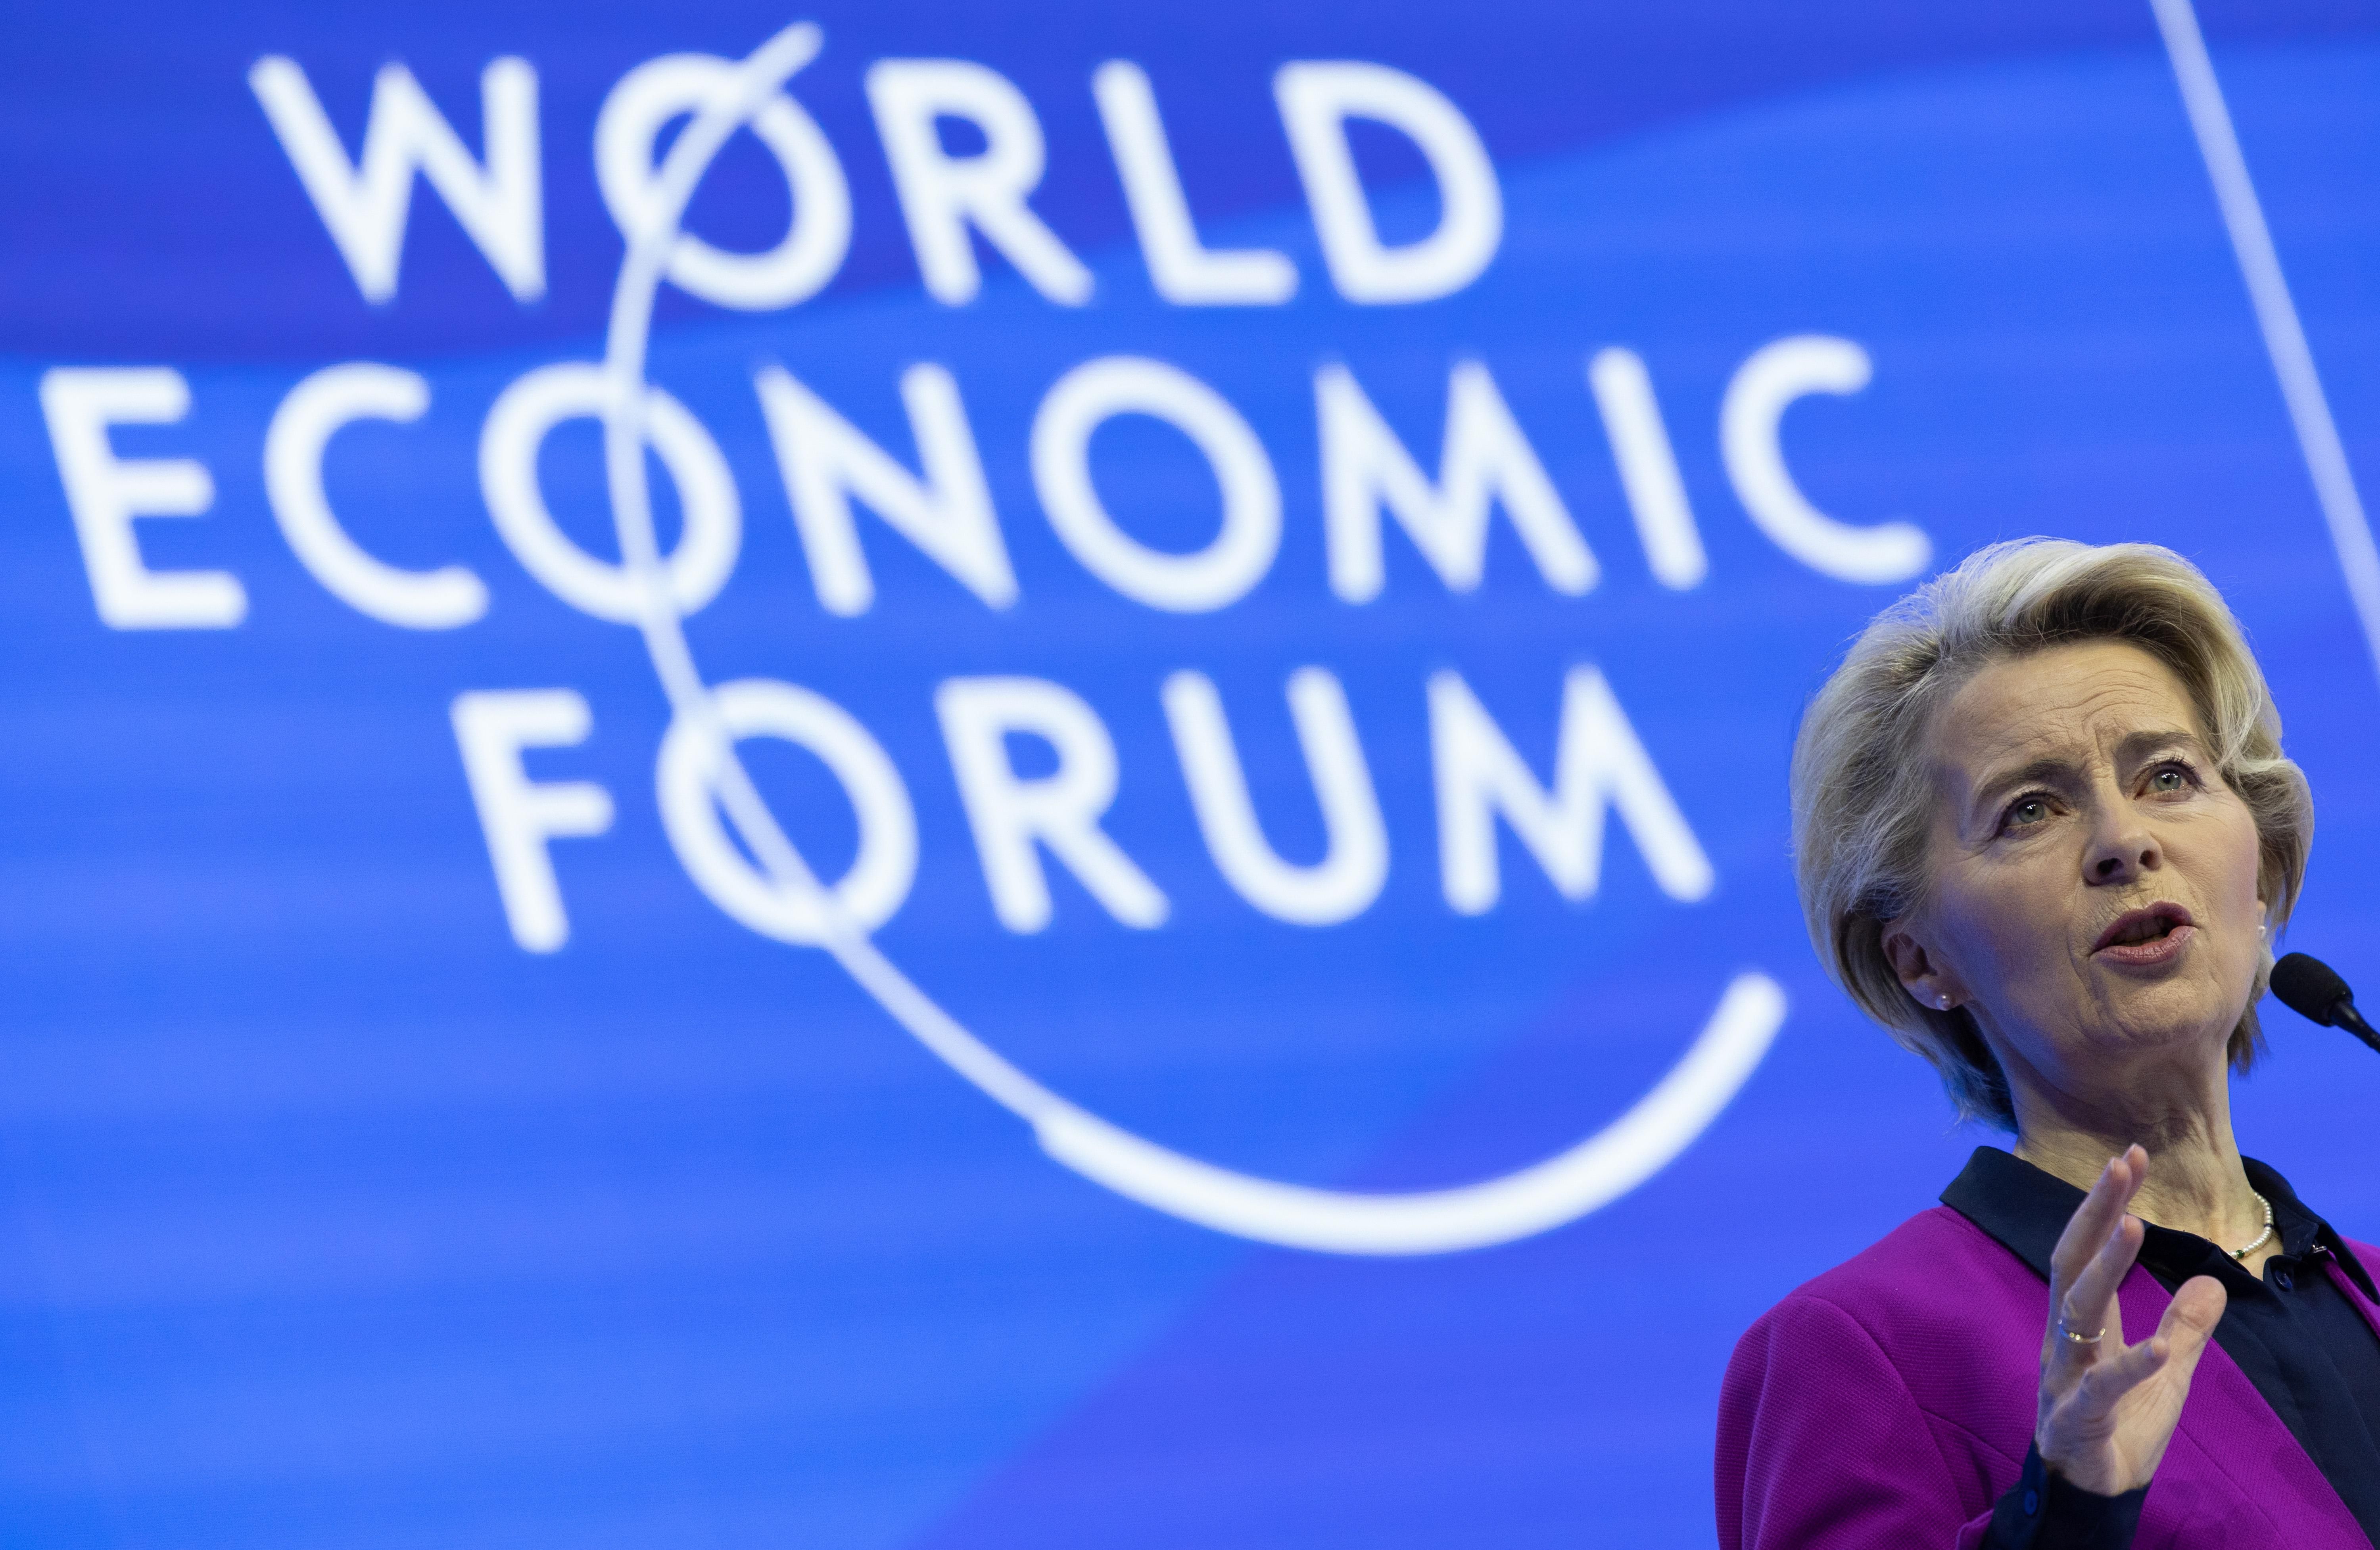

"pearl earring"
[1938,994,1952,1010]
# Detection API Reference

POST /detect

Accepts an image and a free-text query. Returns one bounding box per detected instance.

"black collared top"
[1942,1146,2380,1549]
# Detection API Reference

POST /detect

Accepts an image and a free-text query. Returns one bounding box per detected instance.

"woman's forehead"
[1933,640,2200,766]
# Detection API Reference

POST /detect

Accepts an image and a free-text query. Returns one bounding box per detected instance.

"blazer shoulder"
[1719,1208,2041,1544]
[1736,1205,2046,1402]
[1783,1205,2042,1329]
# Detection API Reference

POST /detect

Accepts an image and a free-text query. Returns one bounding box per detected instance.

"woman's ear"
[1882,917,1967,1014]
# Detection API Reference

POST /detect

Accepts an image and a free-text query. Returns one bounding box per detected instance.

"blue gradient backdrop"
[3,5,2378,1546]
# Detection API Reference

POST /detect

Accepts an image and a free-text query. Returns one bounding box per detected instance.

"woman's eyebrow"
[2115,728,2205,764]
[1970,756,2076,815]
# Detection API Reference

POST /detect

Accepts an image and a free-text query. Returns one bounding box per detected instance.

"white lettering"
[1319,360,1592,602]
[1429,666,1713,914]
[1092,61,1296,305]
[479,363,741,623]
[595,52,850,310]
[1719,336,1929,584]
[250,56,543,304]
[1163,667,1387,925]
[40,368,242,630]
[1033,356,1281,612]
[1586,347,1707,590]
[265,363,487,629]
[936,676,1169,932]
[450,689,615,952]
[656,679,917,943]
[866,59,1093,306]
[754,362,1013,615]
[1274,62,1500,303]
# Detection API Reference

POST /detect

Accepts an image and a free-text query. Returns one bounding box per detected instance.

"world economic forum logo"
[40,24,1940,1253]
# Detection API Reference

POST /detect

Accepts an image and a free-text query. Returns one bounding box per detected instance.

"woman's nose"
[2086,813,2162,883]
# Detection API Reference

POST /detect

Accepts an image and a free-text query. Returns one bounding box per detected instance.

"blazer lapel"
[2112,1264,2369,1547]
[2326,1240,2380,1344]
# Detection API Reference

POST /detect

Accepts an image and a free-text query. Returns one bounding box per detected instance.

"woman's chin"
[2081,974,2242,1057]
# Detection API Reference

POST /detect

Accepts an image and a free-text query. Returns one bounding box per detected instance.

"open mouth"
[2092,904,2195,957]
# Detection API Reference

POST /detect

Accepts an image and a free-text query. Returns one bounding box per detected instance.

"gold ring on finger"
[2058,1320,2105,1345]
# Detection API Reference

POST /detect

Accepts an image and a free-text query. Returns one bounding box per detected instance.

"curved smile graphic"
[595,23,1787,1255]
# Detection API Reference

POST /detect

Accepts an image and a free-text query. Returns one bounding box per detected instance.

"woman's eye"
[2006,797,2050,829]
[2148,763,2194,795]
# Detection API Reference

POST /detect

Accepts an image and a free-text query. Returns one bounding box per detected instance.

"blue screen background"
[4,4,2378,1546]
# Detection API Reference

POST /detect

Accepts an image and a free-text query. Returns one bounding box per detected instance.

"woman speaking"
[1718,539,2380,1547]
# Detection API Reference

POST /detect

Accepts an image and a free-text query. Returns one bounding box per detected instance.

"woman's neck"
[2007,1054,2265,1250]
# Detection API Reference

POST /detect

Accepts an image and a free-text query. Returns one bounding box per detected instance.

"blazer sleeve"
[1717,1291,1996,1550]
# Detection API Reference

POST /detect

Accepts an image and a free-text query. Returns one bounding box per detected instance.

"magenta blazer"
[1716,1204,2380,1548]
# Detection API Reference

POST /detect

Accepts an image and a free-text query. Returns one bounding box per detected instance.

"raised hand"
[2034,1145,2228,1495]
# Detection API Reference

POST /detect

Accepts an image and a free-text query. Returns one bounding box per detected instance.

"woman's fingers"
[2154,1275,2228,1370]
[2032,1162,2226,1496]
[2058,1211,2144,1353]
[2072,1276,2226,1398]
[2048,1147,2145,1288]
[2075,1323,2174,1402]
[2044,1146,2148,1365]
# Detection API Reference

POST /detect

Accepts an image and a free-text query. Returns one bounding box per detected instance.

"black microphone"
[2270,953,2380,1055]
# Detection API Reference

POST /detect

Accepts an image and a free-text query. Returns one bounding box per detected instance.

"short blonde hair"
[1791,539,2313,1128]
